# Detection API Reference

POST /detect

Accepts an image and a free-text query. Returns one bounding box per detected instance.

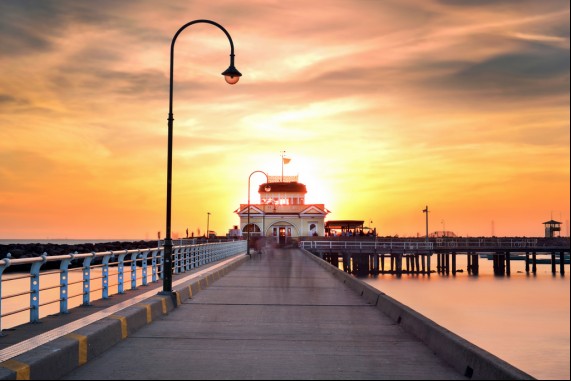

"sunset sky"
[0,0,569,239]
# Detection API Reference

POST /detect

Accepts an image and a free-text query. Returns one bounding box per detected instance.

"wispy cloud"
[0,0,568,238]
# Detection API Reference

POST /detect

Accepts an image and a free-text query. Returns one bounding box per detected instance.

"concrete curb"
[300,248,535,380]
[0,254,249,380]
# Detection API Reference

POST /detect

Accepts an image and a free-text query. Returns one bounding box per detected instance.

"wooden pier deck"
[62,248,471,380]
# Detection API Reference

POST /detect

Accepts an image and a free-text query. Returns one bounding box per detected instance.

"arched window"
[243,224,261,233]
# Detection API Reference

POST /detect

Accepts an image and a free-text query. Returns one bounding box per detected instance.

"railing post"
[59,253,75,314]
[184,246,191,272]
[117,251,128,294]
[130,251,139,290]
[141,249,150,286]
[159,248,165,280]
[0,256,12,333]
[151,249,159,283]
[173,247,180,274]
[30,253,48,323]
[82,253,96,306]
[102,252,113,299]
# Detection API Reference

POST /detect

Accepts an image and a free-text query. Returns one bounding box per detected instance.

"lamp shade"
[222,65,242,85]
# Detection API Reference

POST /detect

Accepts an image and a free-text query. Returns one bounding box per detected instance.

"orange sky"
[0,0,569,239]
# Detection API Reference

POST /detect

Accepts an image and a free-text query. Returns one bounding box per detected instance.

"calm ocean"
[360,256,570,380]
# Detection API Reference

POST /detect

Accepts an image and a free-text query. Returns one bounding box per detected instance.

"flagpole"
[281,150,285,182]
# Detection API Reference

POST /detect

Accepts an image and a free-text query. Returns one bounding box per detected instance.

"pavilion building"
[235,175,330,245]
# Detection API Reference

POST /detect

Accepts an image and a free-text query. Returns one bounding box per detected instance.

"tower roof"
[543,220,562,225]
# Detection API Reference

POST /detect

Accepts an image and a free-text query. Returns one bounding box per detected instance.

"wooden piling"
[436,253,441,273]
[427,253,431,275]
[525,252,530,274]
[445,253,450,275]
[380,253,385,273]
[473,254,479,275]
[505,252,511,276]
[452,253,457,276]
[391,255,395,272]
[532,252,537,274]
[551,253,557,274]
[560,252,565,275]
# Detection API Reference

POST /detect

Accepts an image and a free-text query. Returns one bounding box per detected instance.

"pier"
[301,237,570,276]
[0,247,534,380]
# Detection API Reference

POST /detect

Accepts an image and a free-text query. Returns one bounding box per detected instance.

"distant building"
[543,220,562,238]
[235,175,330,245]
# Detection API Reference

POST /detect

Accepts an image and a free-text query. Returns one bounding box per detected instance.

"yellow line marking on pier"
[150,297,168,315]
[65,334,88,365]
[0,359,30,380]
[139,304,152,323]
[108,315,128,339]
[174,291,181,306]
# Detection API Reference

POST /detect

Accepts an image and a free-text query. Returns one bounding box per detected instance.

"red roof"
[258,182,307,193]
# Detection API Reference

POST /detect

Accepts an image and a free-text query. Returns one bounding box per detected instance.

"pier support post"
[560,252,565,275]
[532,252,537,274]
[551,253,557,275]
[436,253,441,273]
[452,253,457,276]
[373,253,379,275]
[473,254,479,275]
[421,254,426,274]
[525,252,530,274]
[467,253,472,274]
[445,253,450,275]
[391,255,395,273]
[415,255,421,274]
[427,253,431,275]
[396,253,403,276]
[380,254,385,273]
[506,252,511,276]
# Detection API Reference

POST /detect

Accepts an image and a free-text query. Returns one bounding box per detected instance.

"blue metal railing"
[0,240,246,332]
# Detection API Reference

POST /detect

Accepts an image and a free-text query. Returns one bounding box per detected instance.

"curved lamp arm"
[247,170,270,255]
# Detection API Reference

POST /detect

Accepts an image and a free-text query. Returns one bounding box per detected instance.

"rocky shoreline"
[0,240,160,260]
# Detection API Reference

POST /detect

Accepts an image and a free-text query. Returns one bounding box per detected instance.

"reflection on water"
[360,256,570,380]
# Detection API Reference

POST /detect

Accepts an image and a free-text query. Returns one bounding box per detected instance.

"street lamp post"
[422,206,429,242]
[162,20,242,295]
[247,171,270,256]
[206,212,211,242]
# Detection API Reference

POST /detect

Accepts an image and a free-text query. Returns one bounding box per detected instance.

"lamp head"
[265,186,271,192]
[222,65,242,85]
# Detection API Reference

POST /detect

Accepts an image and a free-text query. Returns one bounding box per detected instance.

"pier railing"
[300,240,434,251]
[300,237,570,251]
[0,240,246,332]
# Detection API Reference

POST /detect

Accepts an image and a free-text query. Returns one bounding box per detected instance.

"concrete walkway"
[63,248,464,380]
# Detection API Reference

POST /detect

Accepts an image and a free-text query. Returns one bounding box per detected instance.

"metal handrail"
[299,238,569,251]
[0,240,246,332]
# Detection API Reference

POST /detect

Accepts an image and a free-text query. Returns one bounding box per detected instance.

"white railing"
[0,240,246,332]
[300,241,434,251]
